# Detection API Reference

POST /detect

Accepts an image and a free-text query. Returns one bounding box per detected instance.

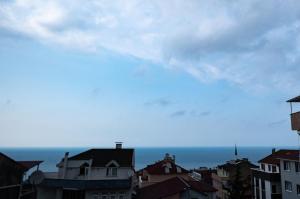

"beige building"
[137,153,190,187]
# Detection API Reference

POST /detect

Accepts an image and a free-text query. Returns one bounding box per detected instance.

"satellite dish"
[29,170,45,185]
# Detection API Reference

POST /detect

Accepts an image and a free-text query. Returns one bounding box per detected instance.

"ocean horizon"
[1,146,297,172]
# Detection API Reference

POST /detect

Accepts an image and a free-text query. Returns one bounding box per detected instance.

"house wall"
[280,159,300,199]
[0,155,24,186]
[212,173,223,199]
[85,189,131,199]
[58,159,133,180]
[36,187,58,199]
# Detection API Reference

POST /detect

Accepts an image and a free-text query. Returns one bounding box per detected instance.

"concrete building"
[277,150,300,199]
[251,149,289,199]
[212,158,258,199]
[33,143,135,199]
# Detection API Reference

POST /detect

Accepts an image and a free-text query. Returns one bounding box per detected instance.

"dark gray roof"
[68,149,134,167]
[40,178,131,190]
[287,95,300,102]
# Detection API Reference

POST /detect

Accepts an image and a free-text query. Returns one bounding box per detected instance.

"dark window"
[272,166,276,172]
[268,165,271,171]
[284,161,291,171]
[285,181,292,192]
[297,184,300,195]
[295,162,300,173]
[79,163,89,176]
[272,185,277,193]
[255,178,259,187]
[63,190,85,199]
[106,163,118,177]
[261,180,266,199]
[261,164,265,171]
[79,167,85,175]
[262,180,265,190]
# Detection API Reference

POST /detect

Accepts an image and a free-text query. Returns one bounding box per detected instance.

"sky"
[0,0,300,147]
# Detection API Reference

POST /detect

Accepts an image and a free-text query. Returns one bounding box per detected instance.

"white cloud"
[1,0,300,92]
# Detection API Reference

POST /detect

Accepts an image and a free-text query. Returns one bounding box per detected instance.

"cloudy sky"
[0,0,300,147]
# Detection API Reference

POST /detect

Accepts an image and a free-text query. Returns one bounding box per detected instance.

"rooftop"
[140,153,188,175]
[137,177,216,199]
[259,149,299,164]
[68,148,134,167]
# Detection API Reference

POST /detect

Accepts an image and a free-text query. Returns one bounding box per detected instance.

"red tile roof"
[137,177,216,199]
[143,160,188,175]
[259,150,300,164]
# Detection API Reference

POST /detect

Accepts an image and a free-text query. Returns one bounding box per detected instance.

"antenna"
[235,144,238,160]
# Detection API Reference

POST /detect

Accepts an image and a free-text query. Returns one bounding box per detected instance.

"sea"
[0,147,294,172]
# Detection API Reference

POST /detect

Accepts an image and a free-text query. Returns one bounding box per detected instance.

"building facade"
[34,143,135,199]
[278,150,300,199]
[251,149,287,199]
[212,158,258,199]
[137,153,190,187]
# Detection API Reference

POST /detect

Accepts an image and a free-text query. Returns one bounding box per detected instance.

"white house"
[33,143,135,199]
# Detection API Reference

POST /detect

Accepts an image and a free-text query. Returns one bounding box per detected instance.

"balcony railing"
[291,111,300,131]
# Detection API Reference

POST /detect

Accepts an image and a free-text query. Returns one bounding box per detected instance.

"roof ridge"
[177,176,190,188]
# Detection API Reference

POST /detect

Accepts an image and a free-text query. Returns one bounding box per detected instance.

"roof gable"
[143,160,189,175]
[68,148,134,167]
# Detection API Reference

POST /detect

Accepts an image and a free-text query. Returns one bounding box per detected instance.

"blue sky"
[0,0,300,147]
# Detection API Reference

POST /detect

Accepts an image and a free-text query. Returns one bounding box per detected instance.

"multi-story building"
[212,158,258,199]
[33,143,135,199]
[277,150,300,199]
[251,149,295,199]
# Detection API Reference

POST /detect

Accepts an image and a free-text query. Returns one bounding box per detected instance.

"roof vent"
[115,142,123,149]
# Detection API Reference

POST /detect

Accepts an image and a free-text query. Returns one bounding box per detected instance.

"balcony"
[291,111,300,131]
[287,95,300,132]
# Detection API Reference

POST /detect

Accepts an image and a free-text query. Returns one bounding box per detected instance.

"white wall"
[265,180,271,199]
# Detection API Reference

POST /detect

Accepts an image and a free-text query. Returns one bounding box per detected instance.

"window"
[79,163,89,176]
[297,184,300,195]
[268,165,271,172]
[295,162,300,173]
[284,161,291,171]
[272,165,277,173]
[262,180,265,190]
[261,180,266,199]
[106,167,118,177]
[272,185,277,193]
[261,164,265,171]
[285,181,292,192]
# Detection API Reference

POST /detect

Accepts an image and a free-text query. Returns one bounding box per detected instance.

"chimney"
[272,148,276,154]
[116,142,123,149]
[62,152,69,179]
